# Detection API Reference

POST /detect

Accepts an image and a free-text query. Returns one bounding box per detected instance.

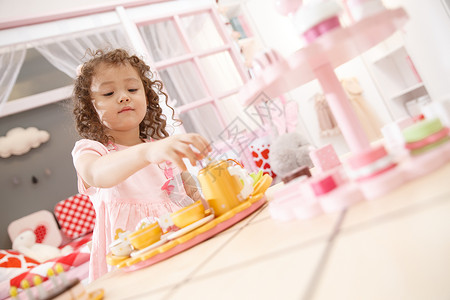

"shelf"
[371,44,404,64]
[238,8,408,106]
[390,82,427,102]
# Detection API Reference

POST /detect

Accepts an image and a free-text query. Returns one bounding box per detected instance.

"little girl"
[71,48,211,281]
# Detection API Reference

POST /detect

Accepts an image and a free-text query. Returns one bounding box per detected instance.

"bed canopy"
[0,0,259,168]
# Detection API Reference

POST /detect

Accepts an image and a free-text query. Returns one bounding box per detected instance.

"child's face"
[90,62,147,136]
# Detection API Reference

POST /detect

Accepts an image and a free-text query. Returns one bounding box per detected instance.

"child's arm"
[75,133,210,189]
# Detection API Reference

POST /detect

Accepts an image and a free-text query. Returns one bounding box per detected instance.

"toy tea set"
[106,159,272,271]
[268,116,450,222]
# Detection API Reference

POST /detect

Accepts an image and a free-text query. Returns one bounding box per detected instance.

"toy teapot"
[197,159,253,216]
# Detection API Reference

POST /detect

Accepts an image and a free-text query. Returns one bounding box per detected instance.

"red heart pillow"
[0,250,39,282]
[34,225,47,243]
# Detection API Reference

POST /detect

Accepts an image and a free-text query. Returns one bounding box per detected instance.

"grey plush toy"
[269,131,315,179]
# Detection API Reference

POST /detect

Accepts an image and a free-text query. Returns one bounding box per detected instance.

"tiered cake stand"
[239,8,408,153]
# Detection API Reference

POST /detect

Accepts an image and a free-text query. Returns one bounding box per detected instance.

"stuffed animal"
[269,131,315,179]
[12,230,73,263]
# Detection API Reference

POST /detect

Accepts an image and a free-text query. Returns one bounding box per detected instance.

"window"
[8,48,72,101]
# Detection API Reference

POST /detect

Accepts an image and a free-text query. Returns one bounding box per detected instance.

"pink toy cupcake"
[269,175,322,221]
[402,118,450,156]
[309,172,363,213]
[346,145,407,200]
[345,145,397,181]
[400,118,450,181]
[293,0,343,43]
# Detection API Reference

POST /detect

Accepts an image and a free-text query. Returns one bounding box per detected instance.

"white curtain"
[139,20,221,141]
[0,44,26,112]
[35,28,130,79]
[139,17,245,142]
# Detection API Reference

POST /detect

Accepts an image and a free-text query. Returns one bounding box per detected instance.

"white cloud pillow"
[0,127,50,158]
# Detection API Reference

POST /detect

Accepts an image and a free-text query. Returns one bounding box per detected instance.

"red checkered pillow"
[54,194,95,239]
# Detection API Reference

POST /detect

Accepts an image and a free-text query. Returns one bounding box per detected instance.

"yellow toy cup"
[170,200,206,228]
[127,222,162,250]
[197,159,253,217]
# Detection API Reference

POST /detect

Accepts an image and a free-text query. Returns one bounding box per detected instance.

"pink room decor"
[309,143,341,173]
[293,0,343,43]
[274,0,303,16]
[249,134,277,179]
[344,0,386,22]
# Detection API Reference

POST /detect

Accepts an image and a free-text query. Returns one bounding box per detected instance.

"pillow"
[0,250,39,282]
[54,194,96,239]
[0,249,90,300]
[7,210,62,248]
[9,249,90,289]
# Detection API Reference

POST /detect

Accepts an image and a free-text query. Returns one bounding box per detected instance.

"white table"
[87,160,450,300]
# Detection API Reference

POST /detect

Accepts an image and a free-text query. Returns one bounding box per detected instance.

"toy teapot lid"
[198,158,244,173]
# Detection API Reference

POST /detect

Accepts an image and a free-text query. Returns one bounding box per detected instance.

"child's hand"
[146,133,211,171]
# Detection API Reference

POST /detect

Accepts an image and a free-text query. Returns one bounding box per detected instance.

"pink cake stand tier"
[239,8,408,153]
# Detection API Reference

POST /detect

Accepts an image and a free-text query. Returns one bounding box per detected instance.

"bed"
[0,194,94,300]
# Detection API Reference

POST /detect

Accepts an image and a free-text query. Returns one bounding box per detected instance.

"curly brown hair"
[72,48,178,145]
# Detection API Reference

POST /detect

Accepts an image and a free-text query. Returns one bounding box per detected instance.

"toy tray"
[109,194,267,272]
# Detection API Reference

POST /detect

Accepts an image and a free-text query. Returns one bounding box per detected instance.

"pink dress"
[72,139,183,281]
